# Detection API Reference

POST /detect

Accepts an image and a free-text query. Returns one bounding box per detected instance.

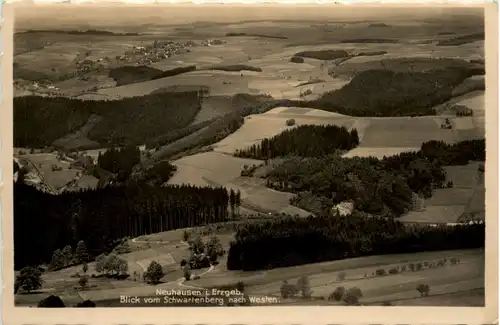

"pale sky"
[13,4,484,30]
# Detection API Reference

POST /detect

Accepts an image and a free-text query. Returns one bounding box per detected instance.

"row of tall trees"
[14,182,236,269]
[227,214,485,271]
[229,189,242,218]
[234,125,359,159]
[48,240,90,271]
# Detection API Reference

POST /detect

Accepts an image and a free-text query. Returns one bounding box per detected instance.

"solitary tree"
[182,229,190,242]
[75,240,89,264]
[78,275,89,290]
[94,254,106,274]
[191,236,205,255]
[49,249,64,271]
[280,280,297,299]
[236,281,245,293]
[117,258,129,276]
[102,255,128,276]
[144,261,164,284]
[344,287,363,305]
[37,295,65,308]
[182,263,191,281]
[15,266,44,294]
[61,245,73,267]
[296,275,312,298]
[388,267,399,274]
[328,286,346,301]
[82,263,88,274]
[416,284,430,297]
[206,235,224,263]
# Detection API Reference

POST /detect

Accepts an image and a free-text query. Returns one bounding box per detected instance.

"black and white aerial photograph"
[11,4,488,309]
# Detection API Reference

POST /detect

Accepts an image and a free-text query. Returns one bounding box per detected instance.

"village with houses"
[15,37,227,96]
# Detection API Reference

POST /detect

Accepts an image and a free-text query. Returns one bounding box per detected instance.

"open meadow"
[399,162,485,224]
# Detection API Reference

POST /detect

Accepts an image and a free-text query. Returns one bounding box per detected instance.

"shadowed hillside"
[14,91,202,148]
[109,65,197,86]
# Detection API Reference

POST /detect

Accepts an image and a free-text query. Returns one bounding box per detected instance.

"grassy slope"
[437,32,485,46]
[311,60,484,117]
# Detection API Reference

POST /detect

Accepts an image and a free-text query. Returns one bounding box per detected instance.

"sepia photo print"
[3,3,497,322]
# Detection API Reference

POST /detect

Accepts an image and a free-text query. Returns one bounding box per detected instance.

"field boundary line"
[365,287,484,306]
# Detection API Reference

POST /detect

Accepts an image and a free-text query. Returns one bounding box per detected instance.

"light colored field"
[136,254,176,271]
[98,70,257,99]
[55,74,117,97]
[331,43,484,78]
[454,92,485,114]
[167,152,262,186]
[358,117,459,147]
[452,116,485,131]
[250,258,482,300]
[229,177,310,217]
[16,237,194,306]
[91,37,344,100]
[444,163,483,188]
[462,169,485,221]
[26,32,482,103]
[397,163,484,224]
[15,42,88,75]
[78,148,109,162]
[190,248,483,306]
[425,188,474,206]
[342,147,419,159]
[167,151,310,216]
[399,205,466,223]
[213,107,362,155]
[67,175,99,192]
[390,288,484,307]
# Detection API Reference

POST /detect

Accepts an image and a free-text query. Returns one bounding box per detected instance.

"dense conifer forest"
[267,139,485,216]
[97,145,141,181]
[312,67,484,116]
[14,91,201,148]
[109,65,197,86]
[226,214,485,271]
[14,182,234,269]
[234,125,359,159]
